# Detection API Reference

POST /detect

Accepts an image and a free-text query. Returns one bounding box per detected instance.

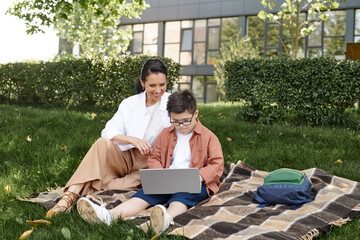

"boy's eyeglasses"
[170,111,195,126]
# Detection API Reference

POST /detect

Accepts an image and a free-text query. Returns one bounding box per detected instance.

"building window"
[354,9,360,43]
[282,13,306,58]
[132,26,143,53]
[172,76,218,103]
[207,19,220,64]
[247,10,346,59]
[266,22,281,58]
[193,20,207,65]
[123,23,158,55]
[247,14,306,58]
[205,76,218,103]
[164,21,181,62]
[117,25,132,55]
[221,17,239,42]
[181,30,192,51]
[247,16,265,57]
[164,17,238,65]
[143,23,158,55]
[323,10,346,59]
[192,76,204,101]
[180,21,193,65]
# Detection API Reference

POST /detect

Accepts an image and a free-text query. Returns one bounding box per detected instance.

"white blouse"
[101,91,171,151]
[143,101,164,148]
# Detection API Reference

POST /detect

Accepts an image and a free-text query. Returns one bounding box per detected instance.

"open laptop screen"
[139,168,201,194]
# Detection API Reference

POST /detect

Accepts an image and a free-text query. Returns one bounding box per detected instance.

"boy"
[76,90,224,234]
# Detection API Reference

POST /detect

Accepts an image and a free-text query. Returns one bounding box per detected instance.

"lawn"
[0,103,359,239]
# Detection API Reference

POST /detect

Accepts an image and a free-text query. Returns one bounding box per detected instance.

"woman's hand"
[129,137,152,155]
[111,134,152,155]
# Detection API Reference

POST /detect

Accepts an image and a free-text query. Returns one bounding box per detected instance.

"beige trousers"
[65,138,147,196]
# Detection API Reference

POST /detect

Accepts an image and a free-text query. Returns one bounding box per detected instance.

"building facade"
[60,0,360,103]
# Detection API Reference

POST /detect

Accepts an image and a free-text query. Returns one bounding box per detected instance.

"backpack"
[252,168,312,210]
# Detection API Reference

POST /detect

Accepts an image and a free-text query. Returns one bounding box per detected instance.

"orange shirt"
[148,119,224,196]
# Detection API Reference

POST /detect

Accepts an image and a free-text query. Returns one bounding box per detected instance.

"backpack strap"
[252,194,269,208]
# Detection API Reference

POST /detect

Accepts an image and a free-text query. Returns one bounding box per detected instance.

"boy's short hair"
[167,90,197,115]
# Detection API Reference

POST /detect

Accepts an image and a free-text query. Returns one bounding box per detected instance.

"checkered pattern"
[19,161,360,240]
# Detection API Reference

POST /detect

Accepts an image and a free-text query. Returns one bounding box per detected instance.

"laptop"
[139,168,201,194]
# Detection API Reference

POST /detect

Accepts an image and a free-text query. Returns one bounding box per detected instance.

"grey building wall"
[121,0,360,24]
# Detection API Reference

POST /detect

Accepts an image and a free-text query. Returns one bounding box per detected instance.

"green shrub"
[0,55,181,112]
[225,57,360,125]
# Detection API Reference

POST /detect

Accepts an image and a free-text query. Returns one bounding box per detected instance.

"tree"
[7,0,149,58]
[213,31,258,100]
[258,0,345,59]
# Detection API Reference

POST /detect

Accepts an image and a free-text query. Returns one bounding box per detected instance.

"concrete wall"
[121,0,360,24]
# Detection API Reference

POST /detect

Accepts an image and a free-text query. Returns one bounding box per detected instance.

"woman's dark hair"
[166,90,197,116]
[137,58,168,93]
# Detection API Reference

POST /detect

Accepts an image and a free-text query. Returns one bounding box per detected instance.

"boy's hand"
[200,175,203,182]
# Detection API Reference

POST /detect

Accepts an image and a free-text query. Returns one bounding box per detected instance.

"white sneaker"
[77,197,113,226]
[150,205,174,234]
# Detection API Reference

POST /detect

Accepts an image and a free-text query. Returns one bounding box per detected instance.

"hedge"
[225,57,360,125]
[0,55,181,112]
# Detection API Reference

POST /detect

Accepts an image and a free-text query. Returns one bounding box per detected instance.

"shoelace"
[97,197,107,208]
[83,195,113,225]
[168,215,174,225]
[86,195,106,208]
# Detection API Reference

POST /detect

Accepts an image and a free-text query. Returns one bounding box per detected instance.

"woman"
[46,58,171,218]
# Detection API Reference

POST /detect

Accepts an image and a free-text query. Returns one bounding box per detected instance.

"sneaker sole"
[77,198,102,224]
[150,205,165,233]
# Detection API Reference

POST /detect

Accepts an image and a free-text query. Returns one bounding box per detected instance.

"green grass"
[1,103,360,239]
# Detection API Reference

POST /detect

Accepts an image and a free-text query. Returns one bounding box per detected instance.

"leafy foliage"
[213,31,258,100]
[6,0,147,34]
[224,57,360,126]
[6,0,149,58]
[0,55,181,112]
[258,0,345,59]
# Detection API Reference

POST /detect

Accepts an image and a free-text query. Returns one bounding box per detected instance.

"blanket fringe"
[330,217,351,227]
[298,229,319,240]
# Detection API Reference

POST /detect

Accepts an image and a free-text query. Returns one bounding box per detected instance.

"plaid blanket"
[19,161,360,240]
